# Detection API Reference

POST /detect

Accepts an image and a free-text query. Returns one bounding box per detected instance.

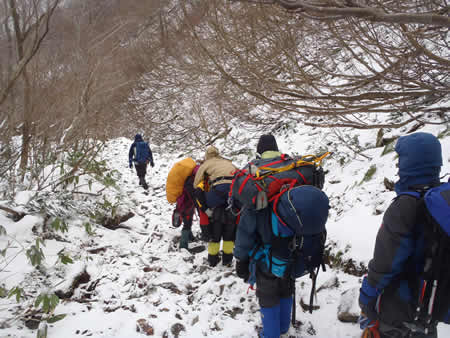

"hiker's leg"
[207,242,220,266]
[207,211,222,266]
[409,325,437,338]
[378,322,408,338]
[278,275,294,334]
[141,163,148,189]
[180,229,190,250]
[222,208,236,266]
[279,297,293,334]
[135,163,146,186]
[184,207,195,241]
[256,268,282,337]
[260,305,281,338]
[180,213,193,249]
[136,165,143,186]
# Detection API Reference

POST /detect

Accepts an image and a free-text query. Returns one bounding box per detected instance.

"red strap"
[247,285,255,294]
[261,159,284,167]
[270,189,289,227]
[239,175,251,195]
[420,280,427,304]
[369,321,380,338]
[295,170,310,185]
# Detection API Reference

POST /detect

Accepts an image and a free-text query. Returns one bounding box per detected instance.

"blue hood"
[394,132,442,194]
[134,134,143,142]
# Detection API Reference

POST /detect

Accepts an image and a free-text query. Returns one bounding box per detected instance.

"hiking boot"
[222,253,233,267]
[142,182,149,190]
[188,230,195,242]
[207,254,220,267]
[180,229,190,250]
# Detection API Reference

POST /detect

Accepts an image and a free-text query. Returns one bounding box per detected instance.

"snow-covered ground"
[1,121,449,337]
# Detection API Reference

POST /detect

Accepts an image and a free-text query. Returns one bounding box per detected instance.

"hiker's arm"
[193,164,207,188]
[128,143,135,165]
[367,196,418,290]
[234,209,258,261]
[148,145,154,166]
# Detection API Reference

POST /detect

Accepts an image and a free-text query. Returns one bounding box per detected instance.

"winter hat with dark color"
[134,134,143,142]
[256,134,279,155]
[394,132,442,194]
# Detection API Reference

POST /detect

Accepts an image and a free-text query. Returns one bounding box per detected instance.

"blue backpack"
[401,182,450,327]
[248,185,329,313]
[134,141,150,164]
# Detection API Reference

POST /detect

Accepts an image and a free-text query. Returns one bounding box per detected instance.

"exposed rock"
[337,287,360,323]
[224,307,244,319]
[170,323,185,337]
[87,246,110,254]
[136,318,154,336]
[300,297,320,312]
[316,275,339,293]
[24,317,41,330]
[384,177,395,191]
[143,266,162,273]
[157,282,182,295]
[376,128,384,147]
[102,211,134,230]
[55,270,91,299]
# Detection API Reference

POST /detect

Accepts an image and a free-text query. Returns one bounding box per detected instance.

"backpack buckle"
[288,237,297,252]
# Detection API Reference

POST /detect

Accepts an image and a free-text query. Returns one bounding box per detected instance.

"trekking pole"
[291,277,296,326]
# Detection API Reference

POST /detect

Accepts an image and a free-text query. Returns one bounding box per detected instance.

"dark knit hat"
[256,134,279,155]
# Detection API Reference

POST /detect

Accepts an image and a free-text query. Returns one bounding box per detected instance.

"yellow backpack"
[166,158,197,204]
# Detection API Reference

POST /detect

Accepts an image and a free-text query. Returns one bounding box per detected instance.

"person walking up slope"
[193,146,238,267]
[359,132,450,338]
[234,134,329,338]
[129,134,154,190]
[166,158,200,250]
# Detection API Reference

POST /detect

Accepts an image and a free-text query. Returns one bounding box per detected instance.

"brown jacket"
[193,146,237,188]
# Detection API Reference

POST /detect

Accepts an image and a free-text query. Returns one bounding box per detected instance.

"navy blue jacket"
[234,207,273,262]
[362,132,442,325]
[234,151,281,263]
[128,134,154,166]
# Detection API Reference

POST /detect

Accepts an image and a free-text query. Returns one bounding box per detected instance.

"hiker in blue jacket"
[359,132,443,338]
[234,134,294,338]
[128,134,154,190]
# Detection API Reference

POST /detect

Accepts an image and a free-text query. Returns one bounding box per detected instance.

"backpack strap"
[398,191,422,199]
[209,176,235,185]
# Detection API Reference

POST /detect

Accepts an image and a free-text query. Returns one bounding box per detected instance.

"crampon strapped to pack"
[400,181,450,332]
[229,152,331,211]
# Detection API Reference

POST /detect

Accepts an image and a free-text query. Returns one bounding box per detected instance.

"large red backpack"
[230,152,330,211]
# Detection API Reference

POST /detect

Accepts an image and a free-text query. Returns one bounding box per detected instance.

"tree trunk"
[19,68,32,179]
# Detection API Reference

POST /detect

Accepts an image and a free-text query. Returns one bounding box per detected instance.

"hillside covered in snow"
[0,119,449,338]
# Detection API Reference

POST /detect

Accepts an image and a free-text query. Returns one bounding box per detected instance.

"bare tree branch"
[238,0,450,27]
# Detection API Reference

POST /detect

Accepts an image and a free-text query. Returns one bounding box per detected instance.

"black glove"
[151,162,154,168]
[235,259,249,282]
[200,225,210,242]
[129,162,133,169]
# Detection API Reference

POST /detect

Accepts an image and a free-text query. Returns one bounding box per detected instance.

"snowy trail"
[42,138,363,338]
[2,129,450,338]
